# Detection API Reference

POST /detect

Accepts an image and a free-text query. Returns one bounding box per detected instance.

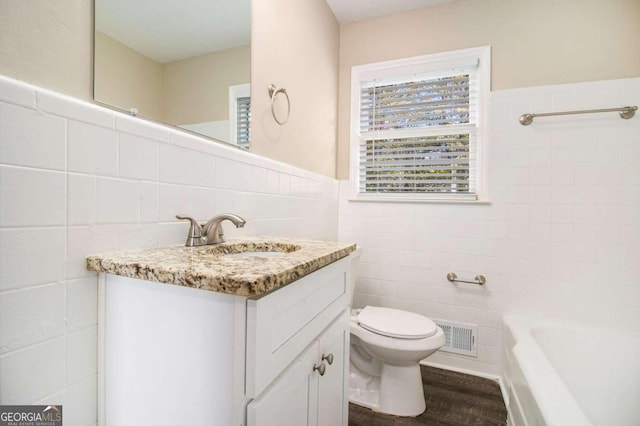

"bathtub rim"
[503,315,593,426]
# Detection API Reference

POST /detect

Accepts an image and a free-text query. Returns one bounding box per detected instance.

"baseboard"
[420,360,499,381]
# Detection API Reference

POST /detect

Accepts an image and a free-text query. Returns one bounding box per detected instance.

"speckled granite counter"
[87,238,356,297]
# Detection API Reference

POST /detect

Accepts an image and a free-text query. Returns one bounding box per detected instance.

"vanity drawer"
[245,255,350,398]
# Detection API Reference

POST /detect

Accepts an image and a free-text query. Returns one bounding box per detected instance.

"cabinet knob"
[321,353,334,365]
[313,362,326,376]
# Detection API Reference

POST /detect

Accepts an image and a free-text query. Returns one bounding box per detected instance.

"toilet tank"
[347,248,362,306]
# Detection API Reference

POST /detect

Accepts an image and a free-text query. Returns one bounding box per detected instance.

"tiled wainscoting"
[0,76,339,425]
[339,77,640,375]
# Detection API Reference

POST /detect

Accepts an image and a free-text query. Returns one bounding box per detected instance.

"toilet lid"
[357,306,438,339]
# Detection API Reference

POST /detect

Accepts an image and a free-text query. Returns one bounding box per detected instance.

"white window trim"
[229,83,251,147]
[349,46,491,203]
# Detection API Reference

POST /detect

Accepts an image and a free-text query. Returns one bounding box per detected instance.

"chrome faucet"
[176,213,246,246]
[202,213,246,244]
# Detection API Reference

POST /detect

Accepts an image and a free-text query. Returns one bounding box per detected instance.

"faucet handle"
[175,215,204,247]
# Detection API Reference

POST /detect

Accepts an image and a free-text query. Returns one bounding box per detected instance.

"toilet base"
[349,362,426,417]
[348,369,380,410]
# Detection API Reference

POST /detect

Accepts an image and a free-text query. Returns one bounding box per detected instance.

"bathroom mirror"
[93,0,251,149]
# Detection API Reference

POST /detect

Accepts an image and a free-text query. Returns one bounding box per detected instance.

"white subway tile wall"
[339,77,640,376]
[0,76,338,425]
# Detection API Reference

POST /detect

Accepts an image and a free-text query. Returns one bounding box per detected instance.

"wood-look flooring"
[348,365,507,426]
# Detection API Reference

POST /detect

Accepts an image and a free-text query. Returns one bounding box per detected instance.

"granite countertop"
[86,237,356,297]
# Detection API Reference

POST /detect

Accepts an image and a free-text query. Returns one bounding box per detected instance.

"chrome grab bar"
[447,272,486,285]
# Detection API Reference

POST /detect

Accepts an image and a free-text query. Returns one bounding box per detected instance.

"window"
[236,96,251,149]
[349,47,490,201]
[229,83,251,149]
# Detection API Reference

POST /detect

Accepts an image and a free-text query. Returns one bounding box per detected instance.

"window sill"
[348,196,491,205]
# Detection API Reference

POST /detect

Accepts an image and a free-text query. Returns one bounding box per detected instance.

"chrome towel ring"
[268,84,290,125]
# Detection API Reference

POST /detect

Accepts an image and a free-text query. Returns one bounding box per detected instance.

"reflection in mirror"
[94,0,251,149]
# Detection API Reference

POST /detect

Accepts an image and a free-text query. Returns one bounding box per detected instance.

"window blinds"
[237,96,251,149]
[358,68,478,196]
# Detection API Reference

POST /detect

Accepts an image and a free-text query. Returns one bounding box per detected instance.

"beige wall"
[0,0,341,178]
[94,34,249,127]
[94,32,164,121]
[0,0,93,100]
[251,0,340,177]
[337,0,640,178]
[163,45,250,125]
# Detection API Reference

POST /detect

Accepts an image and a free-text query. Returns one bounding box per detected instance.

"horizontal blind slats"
[361,75,471,91]
[360,174,471,180]
[359,162,470,169]
[357,63,479,195]
[360,179,470,185]
[359,133,473,192]
[361,188,471,193]
[361,86,471,101]
[361,103,471,116]
[360,118,471,131]
[360,74,475,133]
[360,150,469,158]
[237,96,251,148]
[361,159,470,166]
[359,135,471,146]
[361,157,470,164]
[361,186,471,193]
[361,87,473,104]
[360,98,472,116]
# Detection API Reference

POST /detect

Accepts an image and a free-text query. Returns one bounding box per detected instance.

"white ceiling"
[95,0,250,63]
[326,0,456,24]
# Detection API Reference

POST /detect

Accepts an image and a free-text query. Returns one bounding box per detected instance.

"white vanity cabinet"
[246,312,349,426]
[98,252,354,426]
[245,255,350,426]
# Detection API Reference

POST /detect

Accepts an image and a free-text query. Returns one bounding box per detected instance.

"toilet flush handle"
[321,353,334,365]
[313,362,326,376]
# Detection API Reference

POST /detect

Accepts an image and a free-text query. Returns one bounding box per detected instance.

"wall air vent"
[433,319,478,357]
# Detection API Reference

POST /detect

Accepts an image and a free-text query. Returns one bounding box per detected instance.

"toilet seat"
[357,306,438,340]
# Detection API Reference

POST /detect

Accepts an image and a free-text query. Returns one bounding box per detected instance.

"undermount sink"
[225,251,287,258]
[205,241,302,258]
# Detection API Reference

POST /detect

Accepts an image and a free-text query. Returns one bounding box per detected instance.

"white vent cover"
[433,319,477,357]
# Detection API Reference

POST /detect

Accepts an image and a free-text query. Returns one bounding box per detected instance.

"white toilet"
[347,251,445,417]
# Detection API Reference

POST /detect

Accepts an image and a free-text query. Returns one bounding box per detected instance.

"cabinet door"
[247,342,319,426]
[317,311,349,426]
[246,256,349,398]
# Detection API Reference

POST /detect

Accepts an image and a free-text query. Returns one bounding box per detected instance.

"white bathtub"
[503,316,640,426]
